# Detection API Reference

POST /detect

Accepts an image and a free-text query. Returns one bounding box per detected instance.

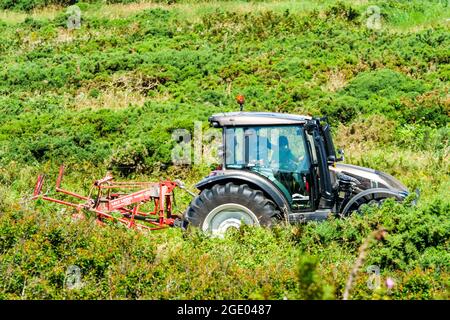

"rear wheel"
[184,182,281,237]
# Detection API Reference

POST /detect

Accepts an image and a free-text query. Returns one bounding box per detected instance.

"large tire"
[183,182,281,237]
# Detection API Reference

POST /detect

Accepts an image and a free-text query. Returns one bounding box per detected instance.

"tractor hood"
[329,163,408,193]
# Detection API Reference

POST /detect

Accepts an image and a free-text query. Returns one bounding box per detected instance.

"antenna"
[236,94,245,111]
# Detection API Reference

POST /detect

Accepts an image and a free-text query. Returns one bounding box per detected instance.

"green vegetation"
[0,0,449,299]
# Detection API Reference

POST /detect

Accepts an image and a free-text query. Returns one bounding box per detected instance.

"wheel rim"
[202,203,260,237]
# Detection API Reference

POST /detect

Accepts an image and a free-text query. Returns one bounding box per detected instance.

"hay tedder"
[32,165,186,231]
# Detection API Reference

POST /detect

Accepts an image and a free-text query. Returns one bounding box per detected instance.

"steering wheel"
[278,160,298,172]
[278,155,307,172]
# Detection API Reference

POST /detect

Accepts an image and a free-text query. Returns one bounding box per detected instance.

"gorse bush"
[0,3,448,169]
[0,0,448,299]
[0,102,224,167]
[0,194,448,299]
[343,69,426,100]
[0,1,131,11]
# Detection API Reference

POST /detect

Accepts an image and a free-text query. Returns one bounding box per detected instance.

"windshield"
[224,125,309,170]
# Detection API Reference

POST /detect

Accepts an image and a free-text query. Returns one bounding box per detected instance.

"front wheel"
[340,188,406,216]
[183,182,281,237]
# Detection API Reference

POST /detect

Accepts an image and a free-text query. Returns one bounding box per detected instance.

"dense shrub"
[343,69,426,100]
[0,0,448,299]
[0,194,447,299]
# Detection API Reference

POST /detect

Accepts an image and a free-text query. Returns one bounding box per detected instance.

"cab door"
[224,125,314,211]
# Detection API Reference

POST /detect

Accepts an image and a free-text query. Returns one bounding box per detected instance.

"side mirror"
[327,155,336,164]
[337,148,344,162]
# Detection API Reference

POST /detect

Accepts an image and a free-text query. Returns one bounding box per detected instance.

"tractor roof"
[209,112,311,127]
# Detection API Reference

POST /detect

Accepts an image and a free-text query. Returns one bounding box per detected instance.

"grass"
[0,0,448,299]
[1,1,448,31]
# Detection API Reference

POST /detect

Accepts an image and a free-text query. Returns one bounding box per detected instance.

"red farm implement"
[32,165,185,231]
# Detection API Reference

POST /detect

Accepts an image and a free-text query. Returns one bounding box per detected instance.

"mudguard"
[195,170,291,216]
[341,187,407,216]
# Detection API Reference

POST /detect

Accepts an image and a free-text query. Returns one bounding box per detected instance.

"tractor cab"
[209,112,336,213]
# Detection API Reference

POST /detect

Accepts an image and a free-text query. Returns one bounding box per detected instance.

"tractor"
[32,105,412,236]
[184,111,411,236]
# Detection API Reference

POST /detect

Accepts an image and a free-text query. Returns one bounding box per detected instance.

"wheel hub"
[202,203,260,238]
[217,218,241,235]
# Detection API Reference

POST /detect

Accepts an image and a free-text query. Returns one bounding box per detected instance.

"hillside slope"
[0,0,449,299]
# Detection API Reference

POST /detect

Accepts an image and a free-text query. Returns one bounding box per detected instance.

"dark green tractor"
[184,112,410,236]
